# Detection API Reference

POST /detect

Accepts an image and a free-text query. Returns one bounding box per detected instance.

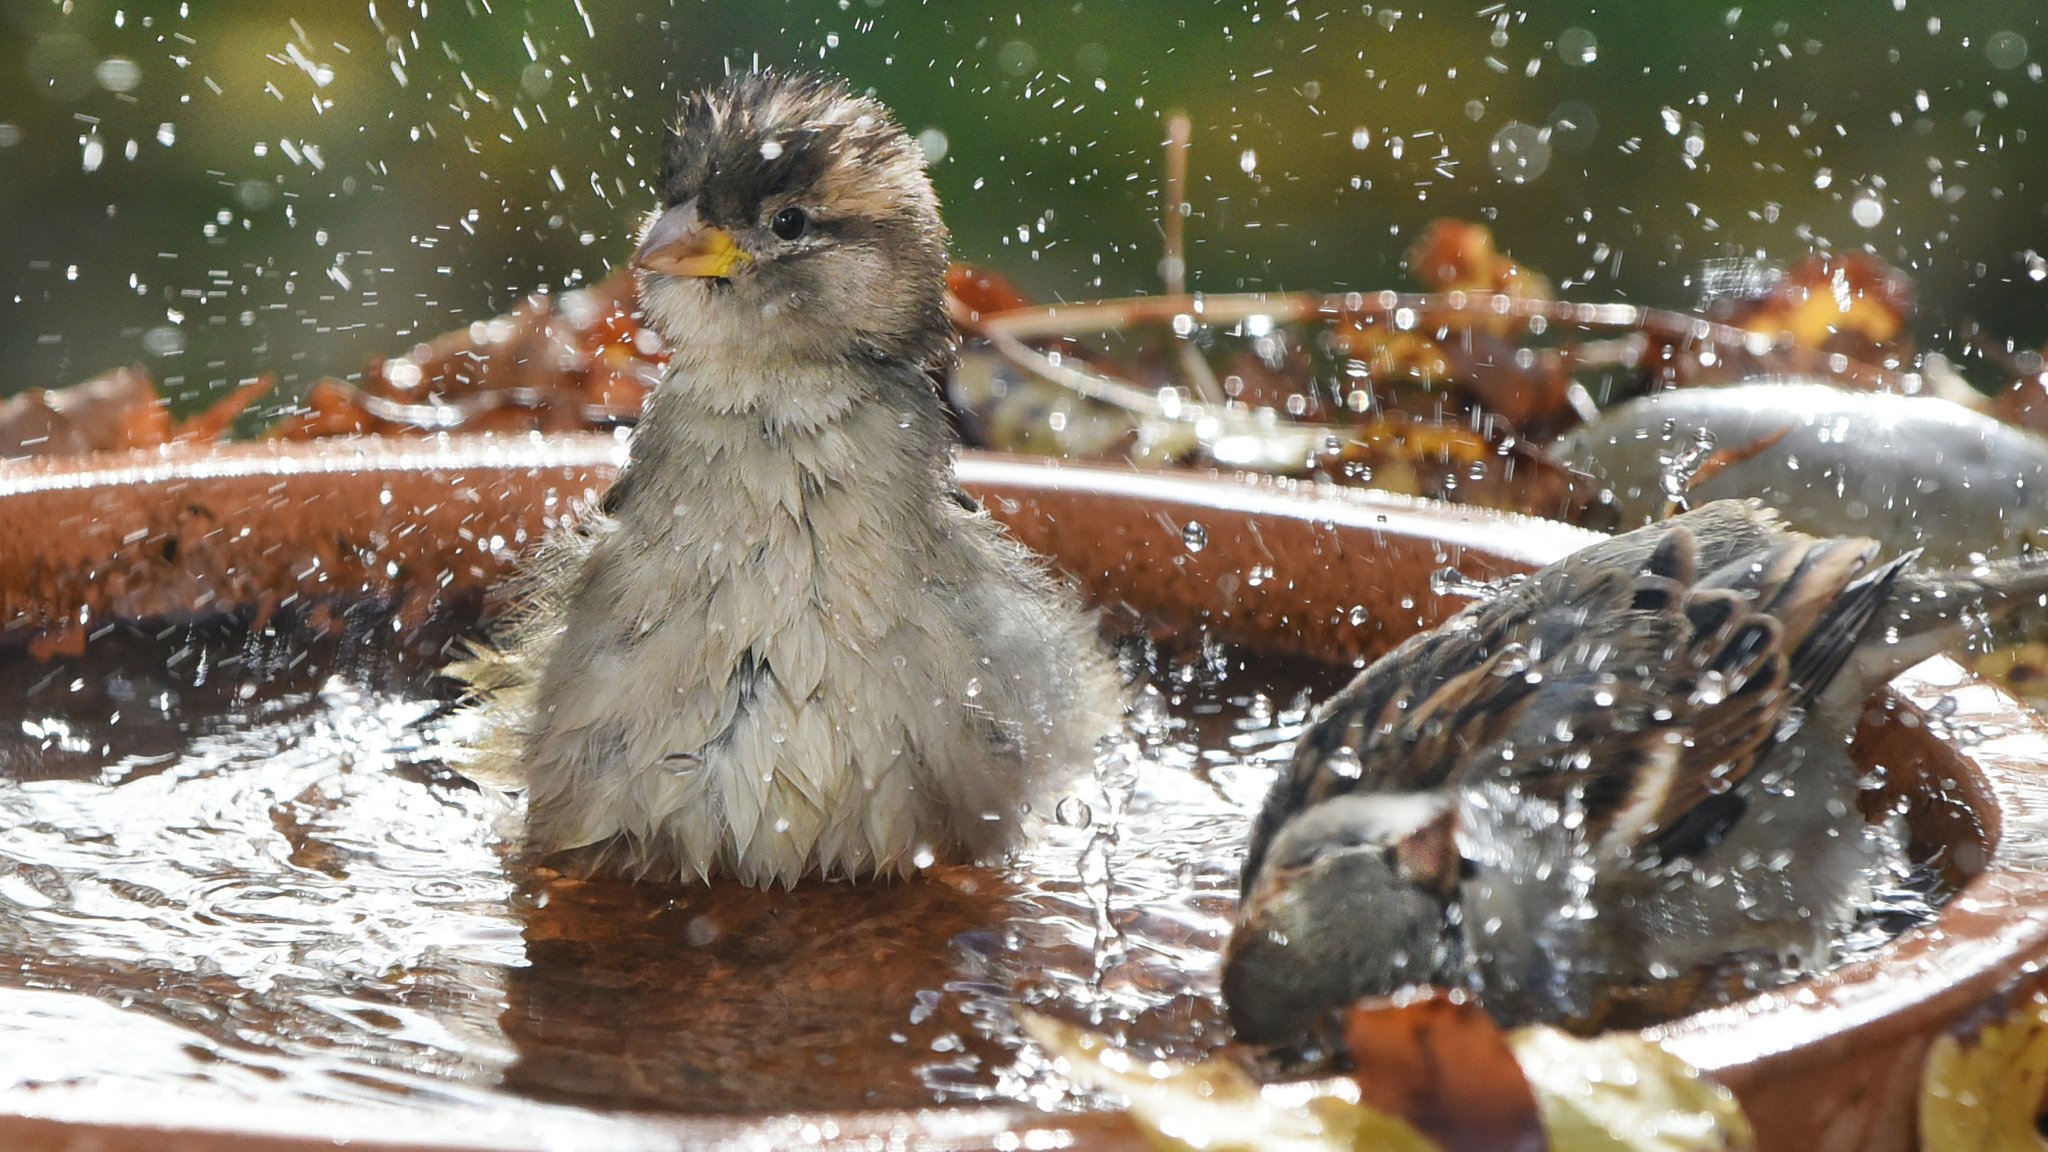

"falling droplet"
[1659,426,1718,508]
[1055,796,1093,829]
[1326,746,1364,779]
[1430,566,1522,601]
[1181,521,1208,553]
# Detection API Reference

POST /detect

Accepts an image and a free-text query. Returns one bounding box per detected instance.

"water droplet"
[1055,796,1092,829]
[94,57,142,93]
[1487,121,1551,184]
[997,40,1037,76]
[1660,426,1718,507]
[1430,566,1520,601]
[141,325,186,357]
[1987,30,2029,71]
[1181,522,1208,553]
[1556,27,1599,66]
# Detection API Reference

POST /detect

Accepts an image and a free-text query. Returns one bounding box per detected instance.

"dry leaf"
[1344,991,1544,1152]
[1027,1007,1756,1152]
[1021,1011,1441,1152]
[1920,988,2048,1152]
[1508,1028,1755,1152]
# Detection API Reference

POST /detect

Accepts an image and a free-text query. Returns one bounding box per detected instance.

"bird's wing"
[1447,522,1902,861]
[1248,508,1902,885]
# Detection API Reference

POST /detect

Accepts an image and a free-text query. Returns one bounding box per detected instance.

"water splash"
[0,622,1311,1118]
[1659,424,1720,512]
[0,619,1954,1118]
[1429,565,1526,602]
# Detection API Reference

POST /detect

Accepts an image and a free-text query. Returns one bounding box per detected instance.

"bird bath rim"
[0,436,2039,1152]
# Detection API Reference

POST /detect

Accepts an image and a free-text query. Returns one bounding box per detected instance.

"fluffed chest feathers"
[522,396,1027,883]
[600,398,958,665]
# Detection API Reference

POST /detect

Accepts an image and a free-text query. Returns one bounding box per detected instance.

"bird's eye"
[770,206,808,241]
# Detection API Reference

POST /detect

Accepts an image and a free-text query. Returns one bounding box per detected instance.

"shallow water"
[0,616,1352,1117]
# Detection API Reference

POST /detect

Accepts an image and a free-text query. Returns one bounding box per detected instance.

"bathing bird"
[1224,499,2048,1042]
[453,72,1121,887]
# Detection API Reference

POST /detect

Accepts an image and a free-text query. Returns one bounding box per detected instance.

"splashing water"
[0,618,1324,1119]
[1429,565,1528,602]
[1659,424,1721,513]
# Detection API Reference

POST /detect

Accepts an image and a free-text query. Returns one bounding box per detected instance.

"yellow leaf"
[1920,989,2048,1152]
[1507,1028,1756,1152]
[1019,1012,1442,1152]
[1023,1011,1754,1152]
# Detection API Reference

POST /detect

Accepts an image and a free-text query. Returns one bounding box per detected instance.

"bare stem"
[1161,112,1189,298]
[1160,111,1227,405]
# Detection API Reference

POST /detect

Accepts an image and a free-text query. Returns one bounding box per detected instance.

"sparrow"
[1223,499,2048,1043]
[453,72,1121,887]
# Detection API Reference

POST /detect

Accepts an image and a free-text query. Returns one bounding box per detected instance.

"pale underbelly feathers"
[505,431,1115,886]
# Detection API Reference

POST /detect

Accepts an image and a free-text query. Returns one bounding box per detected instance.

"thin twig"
[1159,111,1226,405]
[1162,112,1189,298]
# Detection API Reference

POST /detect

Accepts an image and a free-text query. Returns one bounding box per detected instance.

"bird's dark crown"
[660,72,930,233]
[649,70,951,369]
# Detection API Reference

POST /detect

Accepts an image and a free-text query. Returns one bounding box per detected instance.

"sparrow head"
[1223,791,1464,1045]
[633,71,952,375]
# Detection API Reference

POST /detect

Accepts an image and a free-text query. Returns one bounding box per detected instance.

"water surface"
[0,615,1343,1117]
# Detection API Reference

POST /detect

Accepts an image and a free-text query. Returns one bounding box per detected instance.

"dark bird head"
[1223,791,1462,1045]
[633,72,952,389]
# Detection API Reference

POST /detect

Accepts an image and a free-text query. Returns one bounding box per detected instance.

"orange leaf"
[1345,989,1547,1152]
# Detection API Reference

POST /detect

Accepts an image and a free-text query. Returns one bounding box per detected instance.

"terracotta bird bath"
[0,436,2043,1151]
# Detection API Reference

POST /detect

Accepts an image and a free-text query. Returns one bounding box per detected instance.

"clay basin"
[1,436,2045,1152]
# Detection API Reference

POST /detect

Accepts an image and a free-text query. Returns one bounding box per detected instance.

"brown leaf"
[0,365,163,457]
[173,374,275,443]
[266,379,381,440]
[946,263,1033,326]
[1345,989,1547,1152]
[1407,218,1556,305]
[1308,414,1616,527]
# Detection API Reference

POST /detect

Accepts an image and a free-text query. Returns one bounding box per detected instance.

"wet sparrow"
[1224,500,2048,1042]
[455,72,1121,887]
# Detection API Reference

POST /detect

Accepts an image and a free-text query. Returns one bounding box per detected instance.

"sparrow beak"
[632,200,751,279]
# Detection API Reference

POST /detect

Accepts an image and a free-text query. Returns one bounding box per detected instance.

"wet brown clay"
[1,435,2044,1151]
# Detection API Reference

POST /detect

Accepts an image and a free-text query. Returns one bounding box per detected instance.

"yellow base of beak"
[632,202,751,279]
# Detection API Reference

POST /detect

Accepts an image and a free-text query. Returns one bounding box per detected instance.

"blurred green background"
[3,0,2045,412]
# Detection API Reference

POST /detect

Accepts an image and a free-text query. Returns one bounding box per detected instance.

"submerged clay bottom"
[0,438,2044,1151]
